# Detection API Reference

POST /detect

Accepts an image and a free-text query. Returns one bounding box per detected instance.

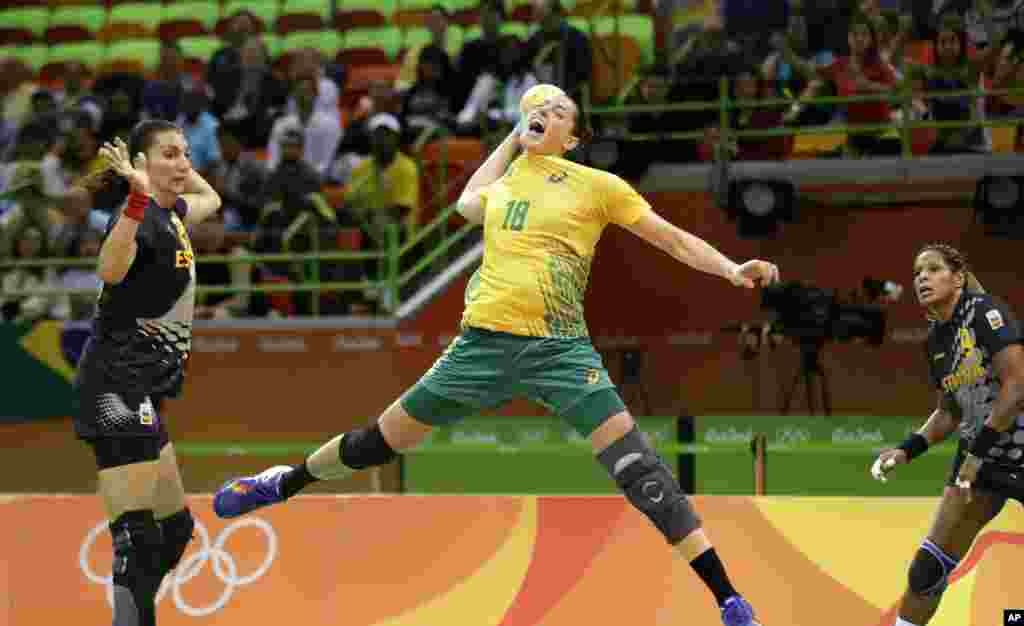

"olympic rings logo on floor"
[79,516,278,617]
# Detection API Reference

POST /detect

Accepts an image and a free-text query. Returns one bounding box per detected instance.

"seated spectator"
[702,66,789,161]
[268,78,342,177]
[53,226,102,321]
[457,35,538,136]
[1,59,39,148]
[177,90,221,175]
[55,62,103,132]
[454,0,506,112]
[668,18,746,151]
[143,41,199,121]
[192,220,252,319]
[396,5,454,92]
[906,16,990,153]
[221,38,289,149]
[344,114,420,312]
[722,0,790,61]
[0,118,65,258]
[615,63,700,175]
[210,125,267,231]
[990,31,1024,147]
[61,112,106,183]
[0,226,60,323]
[525,0,593,102]
[258,127,324,250]
[788,15,900,156]
[400,45,457,145]
[94,73,146,143]
[286,48,341,124]
[330,82,401,184]
[207,10,257,118]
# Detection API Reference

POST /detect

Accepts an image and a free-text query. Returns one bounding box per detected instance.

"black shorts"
[947,440,1024,504]
[74,389,170,470]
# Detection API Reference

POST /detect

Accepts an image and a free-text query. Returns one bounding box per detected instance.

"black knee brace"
[110,510,164,626]
[597,427,702,544]
[340,424,398,470]
[908,539,959,598]
[159,508,195,574]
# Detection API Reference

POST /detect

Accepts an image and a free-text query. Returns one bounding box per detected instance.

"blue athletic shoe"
[213,465,292,518]
[721,596,761,626]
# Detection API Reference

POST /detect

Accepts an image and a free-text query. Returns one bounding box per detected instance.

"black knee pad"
[110,510,164,626]
[340,423,398,470]
[908,540,959,598]
[598,427,702,544]
[159,508,195,574]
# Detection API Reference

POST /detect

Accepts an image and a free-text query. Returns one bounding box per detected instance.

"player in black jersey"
[870,244,1024,626]
[74,120,220,626]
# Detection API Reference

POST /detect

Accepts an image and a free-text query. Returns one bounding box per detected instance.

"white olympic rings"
[80,516,278,616]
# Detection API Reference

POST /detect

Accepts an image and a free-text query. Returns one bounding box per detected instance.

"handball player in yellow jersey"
[215,84,778,626]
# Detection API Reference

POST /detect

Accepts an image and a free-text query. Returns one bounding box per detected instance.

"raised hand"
[99,137,150,195]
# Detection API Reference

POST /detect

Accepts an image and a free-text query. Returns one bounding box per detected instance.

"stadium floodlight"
[974,175,1024,239]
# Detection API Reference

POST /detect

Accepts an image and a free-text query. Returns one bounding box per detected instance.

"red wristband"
[124,191,149,222]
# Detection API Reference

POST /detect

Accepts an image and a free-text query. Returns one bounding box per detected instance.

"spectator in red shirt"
[791,15,899,156]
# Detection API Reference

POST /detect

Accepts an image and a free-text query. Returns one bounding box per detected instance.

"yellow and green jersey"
[461,153,651,338]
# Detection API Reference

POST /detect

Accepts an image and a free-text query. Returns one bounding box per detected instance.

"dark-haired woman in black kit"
[75,119,220,626]
[871,243,1024,626]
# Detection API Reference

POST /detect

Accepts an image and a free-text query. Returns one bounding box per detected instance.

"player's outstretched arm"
[624,210,779,287]
[182,169,222,226]
[456,125,523,224]
[872,391,960,482]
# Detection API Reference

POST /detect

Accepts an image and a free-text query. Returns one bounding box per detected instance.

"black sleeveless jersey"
[925,290,1024,470]
[75,197,196,396]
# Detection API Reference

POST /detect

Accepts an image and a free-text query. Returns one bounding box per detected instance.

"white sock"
[895,618,920,626]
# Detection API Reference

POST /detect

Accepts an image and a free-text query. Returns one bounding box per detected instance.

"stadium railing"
[1,82,1021,313]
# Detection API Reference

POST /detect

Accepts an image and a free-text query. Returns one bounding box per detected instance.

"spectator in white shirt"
[267,77,342,177]
[286,48,341,123]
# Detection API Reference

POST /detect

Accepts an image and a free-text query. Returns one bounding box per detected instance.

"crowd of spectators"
[0,0,1021,319]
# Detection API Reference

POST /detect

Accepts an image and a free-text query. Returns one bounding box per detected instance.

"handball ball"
[520,84,565,113]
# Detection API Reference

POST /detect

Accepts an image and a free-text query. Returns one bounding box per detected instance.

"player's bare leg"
[213,399,432,517]
[895,486,1004,626]
[591,410,762,626]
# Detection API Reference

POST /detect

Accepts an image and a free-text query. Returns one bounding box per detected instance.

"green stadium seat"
[49,6,109,33]
[396,0,439,11]
[47,41,107,68]
[500,22,531,39]
[593,15,653,62]
[342,26,402,60]
[0,7,49,36]
[462,24,481,41]
[107,3,163,31]
[445,25,463,58]
[0,43,48,70]
[161,1,220,32]
[178,34,222,62]
[281,29,343,57]
[107,39,161,70]
[262,33,283,57]
[401,26,431,53]
[281,0,332,22]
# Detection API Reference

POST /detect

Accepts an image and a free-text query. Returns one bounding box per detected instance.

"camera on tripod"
[758,279,897,415]
[761,280,888,346]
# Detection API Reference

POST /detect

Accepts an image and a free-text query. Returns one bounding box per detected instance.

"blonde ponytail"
[965,271,985,294]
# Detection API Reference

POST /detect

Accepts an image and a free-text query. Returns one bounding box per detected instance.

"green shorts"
[401,327,625,437]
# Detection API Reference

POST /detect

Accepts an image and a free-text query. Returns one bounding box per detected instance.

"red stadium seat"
[158,19,208,41]
[335,10,387,30]
[275,13,325,34]
[0,28,35,46]
[44,24,93,44]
